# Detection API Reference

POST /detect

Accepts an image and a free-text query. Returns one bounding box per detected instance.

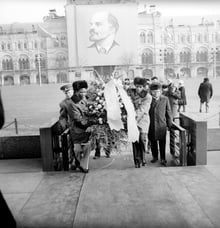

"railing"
[170,121,187,166]
[2,118,18,134]
[40,120,71,171]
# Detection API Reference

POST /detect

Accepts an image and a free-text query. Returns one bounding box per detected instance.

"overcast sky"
[0,0,220,24]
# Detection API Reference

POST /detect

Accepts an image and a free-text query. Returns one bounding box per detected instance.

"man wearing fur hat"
[67,80,100,173]
[128,77,152,168]
[148,82,173,166]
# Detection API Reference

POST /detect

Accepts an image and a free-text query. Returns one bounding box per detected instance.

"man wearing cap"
[59,84,74,132]
[128,77,152,168]
[148,82,173,166]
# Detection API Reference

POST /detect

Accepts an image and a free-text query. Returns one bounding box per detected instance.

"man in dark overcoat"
[148,82,173,166]
[198,77,213,113]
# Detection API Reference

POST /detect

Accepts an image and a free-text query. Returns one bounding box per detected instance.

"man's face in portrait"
[89,12,115,42]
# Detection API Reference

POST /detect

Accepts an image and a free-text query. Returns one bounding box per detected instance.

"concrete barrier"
[0,135,41,159]
[207,128,220,151]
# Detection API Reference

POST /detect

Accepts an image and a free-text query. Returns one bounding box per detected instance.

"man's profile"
[88,11,119,55]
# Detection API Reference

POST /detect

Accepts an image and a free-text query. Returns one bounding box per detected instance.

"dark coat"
[198,81,213,103]
[148,95,173,141]
[178,86,187,105]
[67,95,96,144]
[58,98,73,131]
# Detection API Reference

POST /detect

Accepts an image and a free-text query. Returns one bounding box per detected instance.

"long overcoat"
[128,89,152,133]
[67,95,92,144]
[148,95,173,141]
[198,81,213,103]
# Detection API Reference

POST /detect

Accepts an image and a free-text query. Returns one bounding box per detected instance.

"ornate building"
[0,2,220,86]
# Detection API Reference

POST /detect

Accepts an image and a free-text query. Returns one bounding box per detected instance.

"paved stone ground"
[1,150,220,228]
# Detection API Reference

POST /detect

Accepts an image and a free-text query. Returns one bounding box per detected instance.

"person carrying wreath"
[67,80,101,173]
[128,77,152,168]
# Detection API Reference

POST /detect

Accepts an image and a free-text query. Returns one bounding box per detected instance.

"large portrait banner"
[74,4,138,67]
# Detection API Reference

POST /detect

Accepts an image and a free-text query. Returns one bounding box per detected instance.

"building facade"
[0,1,220,86]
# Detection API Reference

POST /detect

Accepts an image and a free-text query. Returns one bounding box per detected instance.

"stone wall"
[0,135,41,159]
[207,128,220,151]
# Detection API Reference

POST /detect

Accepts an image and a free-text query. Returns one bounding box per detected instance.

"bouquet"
[86,79,128,153]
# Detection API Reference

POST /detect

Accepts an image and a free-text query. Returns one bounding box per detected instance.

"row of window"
[0,36,67,51]
[140,31,220,44]
[1,72,68,85]
[142,48,220,64]
[1,54,67,70]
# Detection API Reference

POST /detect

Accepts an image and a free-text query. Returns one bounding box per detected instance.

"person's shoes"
[199,109,202,113]
[70,164,77,170]
[161,160,167,166]
[151,158,158,163]
[93,156,100,160]
[135,164,138,168]
[78,166,89,173]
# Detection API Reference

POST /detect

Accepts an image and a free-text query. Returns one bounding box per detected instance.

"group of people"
[58,76,186,172]
[124,76,176,168]
[58,74,214,172]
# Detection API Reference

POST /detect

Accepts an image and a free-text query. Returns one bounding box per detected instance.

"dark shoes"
[78,166,89,173]
[161,160,167,166]
[151,158,158,163]
[93,156,100,160]
[135,163,140,168]
[70,164,77,170]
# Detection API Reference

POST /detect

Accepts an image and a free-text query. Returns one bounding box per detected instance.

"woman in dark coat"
[198,77,213,113]
[67,80,99,173]
[148,82,173,166]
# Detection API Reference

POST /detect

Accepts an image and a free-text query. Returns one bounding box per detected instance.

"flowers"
[86,80,129,153]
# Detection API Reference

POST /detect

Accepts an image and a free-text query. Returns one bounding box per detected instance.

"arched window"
[204,33,209,43]
[216,32,220,43]
[196,47,208,62]
[140,32,146,44]
[2,55,13,70]
[180,34,185,43]
[179,49,191,63]
[35,54,46,69]
[147,31,153,44]
[19,55,30,70]
[187,34,191,43]
[56,54,67,68]
[164,48,174,63]
[1,42,5,50]
[142,49,153,64]
[216,47,220,61]
[54,37,59,47]
[7,42,12,50]
[198,33,203,43]
[34,40,38,49]
[61,36,67,47]
[24,41,28,49]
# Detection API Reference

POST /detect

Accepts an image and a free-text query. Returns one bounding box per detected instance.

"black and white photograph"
[0,0,220,227]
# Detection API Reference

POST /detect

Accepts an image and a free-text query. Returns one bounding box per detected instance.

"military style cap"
[60,84,72,92]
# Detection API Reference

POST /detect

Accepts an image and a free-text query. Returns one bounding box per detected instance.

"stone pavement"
[0,151,220,228]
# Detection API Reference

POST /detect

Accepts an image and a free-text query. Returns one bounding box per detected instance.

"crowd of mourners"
[57,75,213,173]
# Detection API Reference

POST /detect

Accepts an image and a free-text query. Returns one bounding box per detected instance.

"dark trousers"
[150,136,166,161]
[132,133,146,165]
